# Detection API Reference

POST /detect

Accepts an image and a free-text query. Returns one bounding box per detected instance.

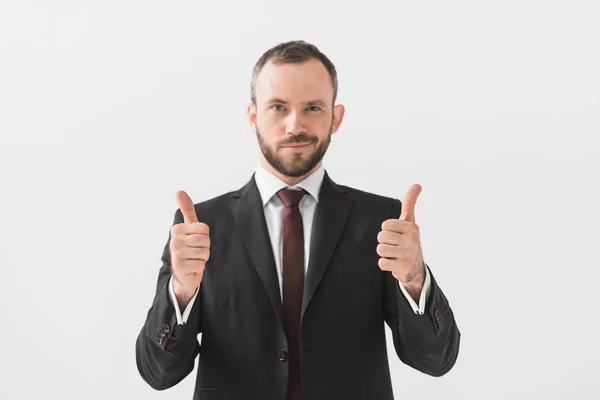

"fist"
[377,184,425,285]
[169,190,210,297]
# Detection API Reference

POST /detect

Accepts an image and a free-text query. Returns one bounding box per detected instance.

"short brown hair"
[250,40,338,105]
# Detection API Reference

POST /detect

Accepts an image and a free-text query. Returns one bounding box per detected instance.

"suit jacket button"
[279,350,288,362]
[434,309,444,327]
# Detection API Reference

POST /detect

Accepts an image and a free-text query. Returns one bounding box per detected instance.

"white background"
[1,0,599,399]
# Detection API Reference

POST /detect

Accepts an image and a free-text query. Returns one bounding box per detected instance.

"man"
[136,40,460,400]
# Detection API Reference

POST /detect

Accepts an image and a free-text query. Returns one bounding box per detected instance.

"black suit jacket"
[136,171,460,400]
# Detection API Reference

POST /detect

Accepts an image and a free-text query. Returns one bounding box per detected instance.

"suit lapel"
[228,170,355,328]
[228,174,285,329]
[301,171,354,320]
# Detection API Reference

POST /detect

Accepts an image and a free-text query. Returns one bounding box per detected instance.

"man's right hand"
[169,190,210,309]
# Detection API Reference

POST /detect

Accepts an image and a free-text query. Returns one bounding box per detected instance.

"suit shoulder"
[171,189,237,224]
[333,183,401,220]
[336,183,399,208]
[193,190,235,210]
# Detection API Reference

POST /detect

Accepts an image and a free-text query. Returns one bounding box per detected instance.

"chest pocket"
[334,240,376,258]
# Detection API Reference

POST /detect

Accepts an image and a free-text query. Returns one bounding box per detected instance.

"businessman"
[136,40,460,400]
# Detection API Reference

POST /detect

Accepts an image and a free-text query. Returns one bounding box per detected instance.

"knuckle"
[194,247,209,259]
[199,261,207,270]
[169,244,177,258]
[378,244,391,256]
[201,222,210,233]
[193,222,209,234]
[194,235,208,247]
[184,260,200,272]
[169,243,180,257]
[198,237,208,248]
[172,223,186,236]
[378,257,389,270]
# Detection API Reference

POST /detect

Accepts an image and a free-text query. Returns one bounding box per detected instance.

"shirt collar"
[254,163,325,207]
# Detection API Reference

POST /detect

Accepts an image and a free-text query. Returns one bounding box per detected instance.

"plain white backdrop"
[1,0,599,399]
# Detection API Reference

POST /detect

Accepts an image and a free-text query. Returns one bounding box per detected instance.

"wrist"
[397,263,425,302]
[172,277,196,304]
[398,261,425,286]
[402,277,424,304]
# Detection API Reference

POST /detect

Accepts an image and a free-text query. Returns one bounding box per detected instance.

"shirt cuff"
[168,275,200,325]
[397,263,431,315]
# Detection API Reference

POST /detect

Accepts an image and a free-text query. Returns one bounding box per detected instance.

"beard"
[256,124,332,178]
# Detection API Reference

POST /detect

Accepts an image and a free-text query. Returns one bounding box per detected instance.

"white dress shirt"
[169,164,431,324]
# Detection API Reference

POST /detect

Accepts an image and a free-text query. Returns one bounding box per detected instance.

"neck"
[258,157,321,186]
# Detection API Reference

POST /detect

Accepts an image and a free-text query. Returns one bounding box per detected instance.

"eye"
[271,104,285,112]
[307,106,321,112]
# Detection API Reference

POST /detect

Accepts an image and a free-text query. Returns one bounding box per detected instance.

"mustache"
[280,135,317,146]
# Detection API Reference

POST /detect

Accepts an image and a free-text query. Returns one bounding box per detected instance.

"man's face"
[248,58,345,178]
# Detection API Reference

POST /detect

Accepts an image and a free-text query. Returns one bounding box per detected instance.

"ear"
[247,102,257,132]
[331,104,345,135]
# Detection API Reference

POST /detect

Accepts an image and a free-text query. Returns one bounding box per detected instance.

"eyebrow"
[266,98,327,107]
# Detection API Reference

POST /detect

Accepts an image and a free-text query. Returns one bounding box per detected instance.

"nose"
[284,110,307,136]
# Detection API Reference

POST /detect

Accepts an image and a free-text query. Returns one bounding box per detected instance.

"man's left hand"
[377,184,425,292]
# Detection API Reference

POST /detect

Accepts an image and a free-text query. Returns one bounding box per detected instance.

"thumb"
[176,190,198,223]
[399,184,422,222]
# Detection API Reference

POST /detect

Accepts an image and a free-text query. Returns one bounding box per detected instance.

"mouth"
[281,142,313,149]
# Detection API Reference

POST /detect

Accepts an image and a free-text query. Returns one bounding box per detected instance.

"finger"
[378,257,394,271]
[377,243,412,259]
[176,259,207,274]
[377,243,400,259]
[176,190,199,223]
[399,184,422,222]
[377,230,403,245]
[181,233,211,248]
[381,219,414,234]
[171,221,210,236]
[175,246,210,262]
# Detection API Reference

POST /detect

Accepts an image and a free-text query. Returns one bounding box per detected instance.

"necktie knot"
[277,188,307,208]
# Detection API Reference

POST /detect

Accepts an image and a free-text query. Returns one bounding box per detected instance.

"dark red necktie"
[277,188,307,400]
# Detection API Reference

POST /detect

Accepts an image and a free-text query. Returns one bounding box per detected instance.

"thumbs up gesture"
[377,184,425,288]
[169,190,211,303]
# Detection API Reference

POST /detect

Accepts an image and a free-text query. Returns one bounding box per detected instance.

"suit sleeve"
[383,198,461,377]
[135,208,203,390]
[397,265,431,314]
[169,275,200,325]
